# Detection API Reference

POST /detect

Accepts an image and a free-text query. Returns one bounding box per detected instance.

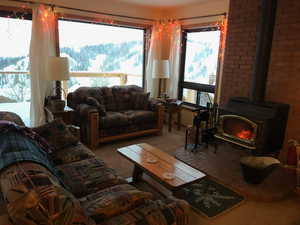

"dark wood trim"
[183,26,219,33]
[178,25,221,107]
[58,16,148,90]
[182,21,221,30]
[181,82,215,93]
[0,6,32,19]
[178,30,187,100]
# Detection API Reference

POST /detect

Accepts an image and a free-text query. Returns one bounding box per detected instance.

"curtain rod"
[4,0,226,22]
[178,12,227,21]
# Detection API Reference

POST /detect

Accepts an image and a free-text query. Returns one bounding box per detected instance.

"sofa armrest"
[76,104,99,149]
[67,125,80,140]
[76,103,99,121]
[148,98,161,111]
[96,199,189,225]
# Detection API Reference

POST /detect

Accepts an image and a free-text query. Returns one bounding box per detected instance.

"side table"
[157,98,183,132]
[45,105,74,125]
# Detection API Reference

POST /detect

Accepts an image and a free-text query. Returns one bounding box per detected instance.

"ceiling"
[115,0,209,8]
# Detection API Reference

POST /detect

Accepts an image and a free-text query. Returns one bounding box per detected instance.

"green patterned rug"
[181,177,245,218]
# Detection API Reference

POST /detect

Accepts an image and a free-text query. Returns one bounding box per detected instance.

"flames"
[236,129,253,140]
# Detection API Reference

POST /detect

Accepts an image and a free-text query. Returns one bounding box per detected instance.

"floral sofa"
[0,112,189,225]
[67,85,164,148]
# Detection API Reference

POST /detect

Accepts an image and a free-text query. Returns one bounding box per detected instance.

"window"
[58,20,145,93]
[0,14,32,125]
[179,27,221,107]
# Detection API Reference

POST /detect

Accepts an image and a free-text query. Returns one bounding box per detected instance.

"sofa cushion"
[112,86,132,111]
[32,119,79,150]
[131,92,150,110]
[51,142,95,165]
[57,158,126,198]
[123,110,156,125]
[86,97,106,116]
[101,87,118,111]
[79,184,153,222]
[100,112,131,129]
[0,162,95,225]
[70,87,103,106]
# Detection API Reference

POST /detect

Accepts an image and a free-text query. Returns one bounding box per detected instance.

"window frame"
[57,17,147,90]
[178,26,222,108]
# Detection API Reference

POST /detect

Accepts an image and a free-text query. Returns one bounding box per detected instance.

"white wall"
[1,0,229,23]
[0,0,162,23]
[163,0,229,24]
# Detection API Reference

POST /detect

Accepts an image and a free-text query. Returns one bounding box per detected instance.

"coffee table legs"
[132,165,143,182]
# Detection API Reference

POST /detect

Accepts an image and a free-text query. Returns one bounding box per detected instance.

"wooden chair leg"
[185,129,188,150]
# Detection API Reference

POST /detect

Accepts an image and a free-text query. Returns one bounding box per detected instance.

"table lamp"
[46,56,70,111]
[153,59,170,98]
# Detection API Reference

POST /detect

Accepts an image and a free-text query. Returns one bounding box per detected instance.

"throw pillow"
[131,92,150,110]
[79,184,153,222]
[57,158,127,198]
[32,118,79,150]
[86,97,106,116]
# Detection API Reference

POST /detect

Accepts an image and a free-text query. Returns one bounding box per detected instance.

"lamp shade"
[153,60,170,79]
[46,57,70,81]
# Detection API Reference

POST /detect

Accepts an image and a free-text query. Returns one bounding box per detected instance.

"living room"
[0,0,299,225]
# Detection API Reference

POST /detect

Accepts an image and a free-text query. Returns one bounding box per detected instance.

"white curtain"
[145,21,182,99]
[145,23,164,98]
[167,22,181,99]
[30,5,57,126]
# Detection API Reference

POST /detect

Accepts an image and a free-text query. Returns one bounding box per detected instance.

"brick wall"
[220,0,300,157]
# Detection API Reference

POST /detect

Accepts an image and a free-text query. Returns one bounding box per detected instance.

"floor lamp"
[153,59,170,98]
[46,56,70,111]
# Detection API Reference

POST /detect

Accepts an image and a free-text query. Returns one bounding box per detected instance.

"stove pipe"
[250,0,278,102]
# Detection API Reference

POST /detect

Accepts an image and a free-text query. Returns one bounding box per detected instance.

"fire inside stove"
[236,129,254,140]
[219,115,257,145]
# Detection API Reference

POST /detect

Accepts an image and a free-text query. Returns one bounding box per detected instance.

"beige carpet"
[94,127,300,225]
[175,145,295,201]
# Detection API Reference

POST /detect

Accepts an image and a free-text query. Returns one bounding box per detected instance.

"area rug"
[181,177,245,218]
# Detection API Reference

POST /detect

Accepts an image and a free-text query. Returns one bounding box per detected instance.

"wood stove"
[217,114,258,149]
[215,0,290,155]
[215,97,289,155]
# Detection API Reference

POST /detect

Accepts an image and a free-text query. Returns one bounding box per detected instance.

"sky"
[0,17,32,57]
[0,17,144,58]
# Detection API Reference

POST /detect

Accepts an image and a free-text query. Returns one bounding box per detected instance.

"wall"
[164,0,229,24]
[0,0,162,22]
[220,0,300,158]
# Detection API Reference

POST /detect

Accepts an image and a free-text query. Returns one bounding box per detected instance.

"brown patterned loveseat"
[0,111,189,225]
[67,85,164,148]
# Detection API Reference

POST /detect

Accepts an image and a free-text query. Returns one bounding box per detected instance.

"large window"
[0,15,32,125]
[58,20,145,93]
[179,27,221,107]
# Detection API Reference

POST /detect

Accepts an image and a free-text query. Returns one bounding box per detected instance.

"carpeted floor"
[94,126,300,225]
[175,145,295,202]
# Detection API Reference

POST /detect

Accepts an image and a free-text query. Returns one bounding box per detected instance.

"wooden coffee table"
[117,143,206,196]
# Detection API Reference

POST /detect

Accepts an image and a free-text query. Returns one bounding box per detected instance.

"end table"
[157,98,183,132]
[45,105,74,125]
